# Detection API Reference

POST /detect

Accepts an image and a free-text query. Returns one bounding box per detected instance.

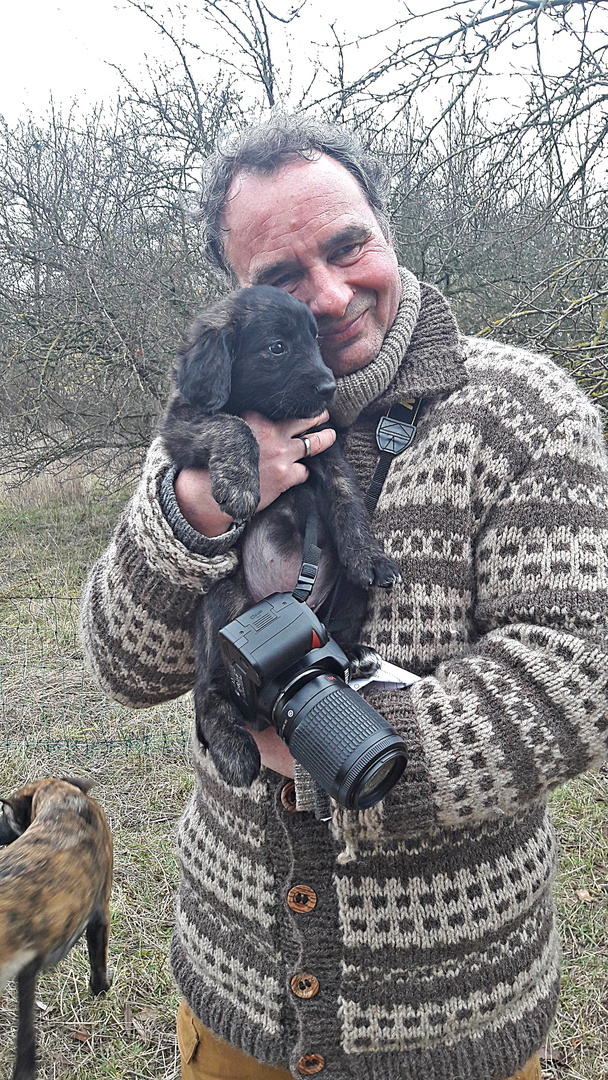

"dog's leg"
[193,576,262,788]
[86,903,112,996]
[161,409,261,522]
[13,958,39,1080]
[194,683,261,787]
[310,446,401,589]
[321,576,382,680]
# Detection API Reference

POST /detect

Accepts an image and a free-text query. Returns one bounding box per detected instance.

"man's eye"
[334,242,363,262]
[268,341,286,355]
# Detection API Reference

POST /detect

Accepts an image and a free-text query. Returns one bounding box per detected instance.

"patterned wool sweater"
[80,271,608,1080]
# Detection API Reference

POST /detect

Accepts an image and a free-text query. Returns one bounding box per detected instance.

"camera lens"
[274,675,407,810]
[357,758,403,804]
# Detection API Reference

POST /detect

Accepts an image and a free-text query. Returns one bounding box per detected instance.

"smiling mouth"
[317,309,368,347]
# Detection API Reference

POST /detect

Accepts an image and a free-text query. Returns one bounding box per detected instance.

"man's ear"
[176,300,237,413]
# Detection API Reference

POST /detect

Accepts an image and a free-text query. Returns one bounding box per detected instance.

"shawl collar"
[330,268,468,428]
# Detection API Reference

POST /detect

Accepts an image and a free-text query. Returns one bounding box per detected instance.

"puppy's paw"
[345,645,382,681]
[208,728,261,788]
[343,549,401,590]
[370,553,401,588]
[211,471,260,522]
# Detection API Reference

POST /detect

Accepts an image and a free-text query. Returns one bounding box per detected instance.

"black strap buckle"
[292,510,321,603]
[376,415,417,455]
[375,397,422,457]
[292,560,319,603]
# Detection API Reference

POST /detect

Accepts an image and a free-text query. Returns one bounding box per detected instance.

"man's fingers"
[286,410,330,436]
[294,427,336,459]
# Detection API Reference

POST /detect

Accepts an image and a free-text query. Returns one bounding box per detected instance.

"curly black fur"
[161,286,400,787]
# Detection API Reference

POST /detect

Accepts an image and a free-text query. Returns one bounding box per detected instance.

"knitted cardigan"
[80,271,608,1080]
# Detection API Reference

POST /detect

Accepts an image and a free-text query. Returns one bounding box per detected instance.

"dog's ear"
[176,299,238,413]
[0,793,34,839]
[61,776,94,795]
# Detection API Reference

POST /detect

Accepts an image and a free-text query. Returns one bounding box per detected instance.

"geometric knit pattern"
[80,277,608,1080]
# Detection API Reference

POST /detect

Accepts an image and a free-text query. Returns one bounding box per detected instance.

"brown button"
[287,885,317,913]
[297,1053,325,1074]
[291,973,320,999]
[281,781,298,812]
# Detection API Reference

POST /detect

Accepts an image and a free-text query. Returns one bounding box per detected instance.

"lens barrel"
[274,674,407,810]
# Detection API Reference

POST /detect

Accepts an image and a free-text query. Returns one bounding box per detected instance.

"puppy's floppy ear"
[176,297,238,413]
[0,793,34,838]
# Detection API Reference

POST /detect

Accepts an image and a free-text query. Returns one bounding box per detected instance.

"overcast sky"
[1,1,400,122]
[0,1,526,124]
[1,1,604,127]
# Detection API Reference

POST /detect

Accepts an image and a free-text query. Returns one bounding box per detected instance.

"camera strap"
[292,398,422,607]
[292,507,322,603]
[365,397,422,517]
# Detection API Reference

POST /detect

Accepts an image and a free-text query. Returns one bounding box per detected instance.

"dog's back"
[0,778,113,992]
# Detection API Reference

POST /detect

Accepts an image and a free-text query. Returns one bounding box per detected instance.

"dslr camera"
[219,593,407,810]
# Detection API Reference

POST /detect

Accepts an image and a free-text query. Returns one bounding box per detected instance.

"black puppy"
[161,285,400,787]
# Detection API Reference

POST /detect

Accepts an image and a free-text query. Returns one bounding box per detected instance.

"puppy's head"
[176,286,336,420]
[0,776,93,845]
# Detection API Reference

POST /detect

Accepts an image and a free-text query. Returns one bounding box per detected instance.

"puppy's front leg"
[86,904,112,996]
[13,958,39,1080]
[161,406,261,522]
[207,418,261,523]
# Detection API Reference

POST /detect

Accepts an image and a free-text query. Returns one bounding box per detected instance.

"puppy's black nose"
[317,378,337,401]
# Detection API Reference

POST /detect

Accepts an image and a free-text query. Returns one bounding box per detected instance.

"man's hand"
[251,725,295,778]
[174,410,336,537]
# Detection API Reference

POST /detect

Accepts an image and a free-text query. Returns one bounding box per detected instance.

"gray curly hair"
[196,115,391,283]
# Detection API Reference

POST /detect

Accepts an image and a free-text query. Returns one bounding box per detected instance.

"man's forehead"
[223,155,378,280]
[226,153,365,204]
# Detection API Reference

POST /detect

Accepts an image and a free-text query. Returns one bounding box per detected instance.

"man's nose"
[301,266,353,321]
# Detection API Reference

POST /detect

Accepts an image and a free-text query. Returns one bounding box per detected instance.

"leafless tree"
[0,102,225,481]
[1,0,606,482]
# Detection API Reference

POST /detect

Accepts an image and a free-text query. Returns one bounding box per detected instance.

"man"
[80,117,608,1080]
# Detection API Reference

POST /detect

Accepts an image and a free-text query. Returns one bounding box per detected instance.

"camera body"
[219,593,407,810]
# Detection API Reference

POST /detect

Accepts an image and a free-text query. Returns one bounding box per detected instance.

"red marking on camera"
[311,630,322,650]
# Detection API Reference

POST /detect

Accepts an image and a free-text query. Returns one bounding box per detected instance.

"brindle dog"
[161,285,400,788]
[0,778,113,1080]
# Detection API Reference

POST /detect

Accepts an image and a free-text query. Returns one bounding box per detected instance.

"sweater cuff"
[363,685,435,834]
[328,686,436,861]
[126,438,241,592]
[160,465,246,556]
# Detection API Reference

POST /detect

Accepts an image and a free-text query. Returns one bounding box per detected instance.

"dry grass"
[1,472,608,1078]
[1,472,194,1078]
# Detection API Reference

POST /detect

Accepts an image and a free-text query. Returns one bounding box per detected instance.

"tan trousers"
[177,999,542,1080]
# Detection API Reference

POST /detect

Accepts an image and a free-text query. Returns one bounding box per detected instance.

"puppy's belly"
[242,505,338,610]
[0,947,36,994]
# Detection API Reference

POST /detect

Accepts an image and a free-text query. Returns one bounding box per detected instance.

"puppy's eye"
[268,341,286,355]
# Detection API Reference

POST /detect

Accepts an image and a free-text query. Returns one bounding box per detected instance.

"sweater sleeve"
[79,438,242,707]
[333,400,608,844]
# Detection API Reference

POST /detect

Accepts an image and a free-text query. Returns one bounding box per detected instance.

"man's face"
[222,155,401,377]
